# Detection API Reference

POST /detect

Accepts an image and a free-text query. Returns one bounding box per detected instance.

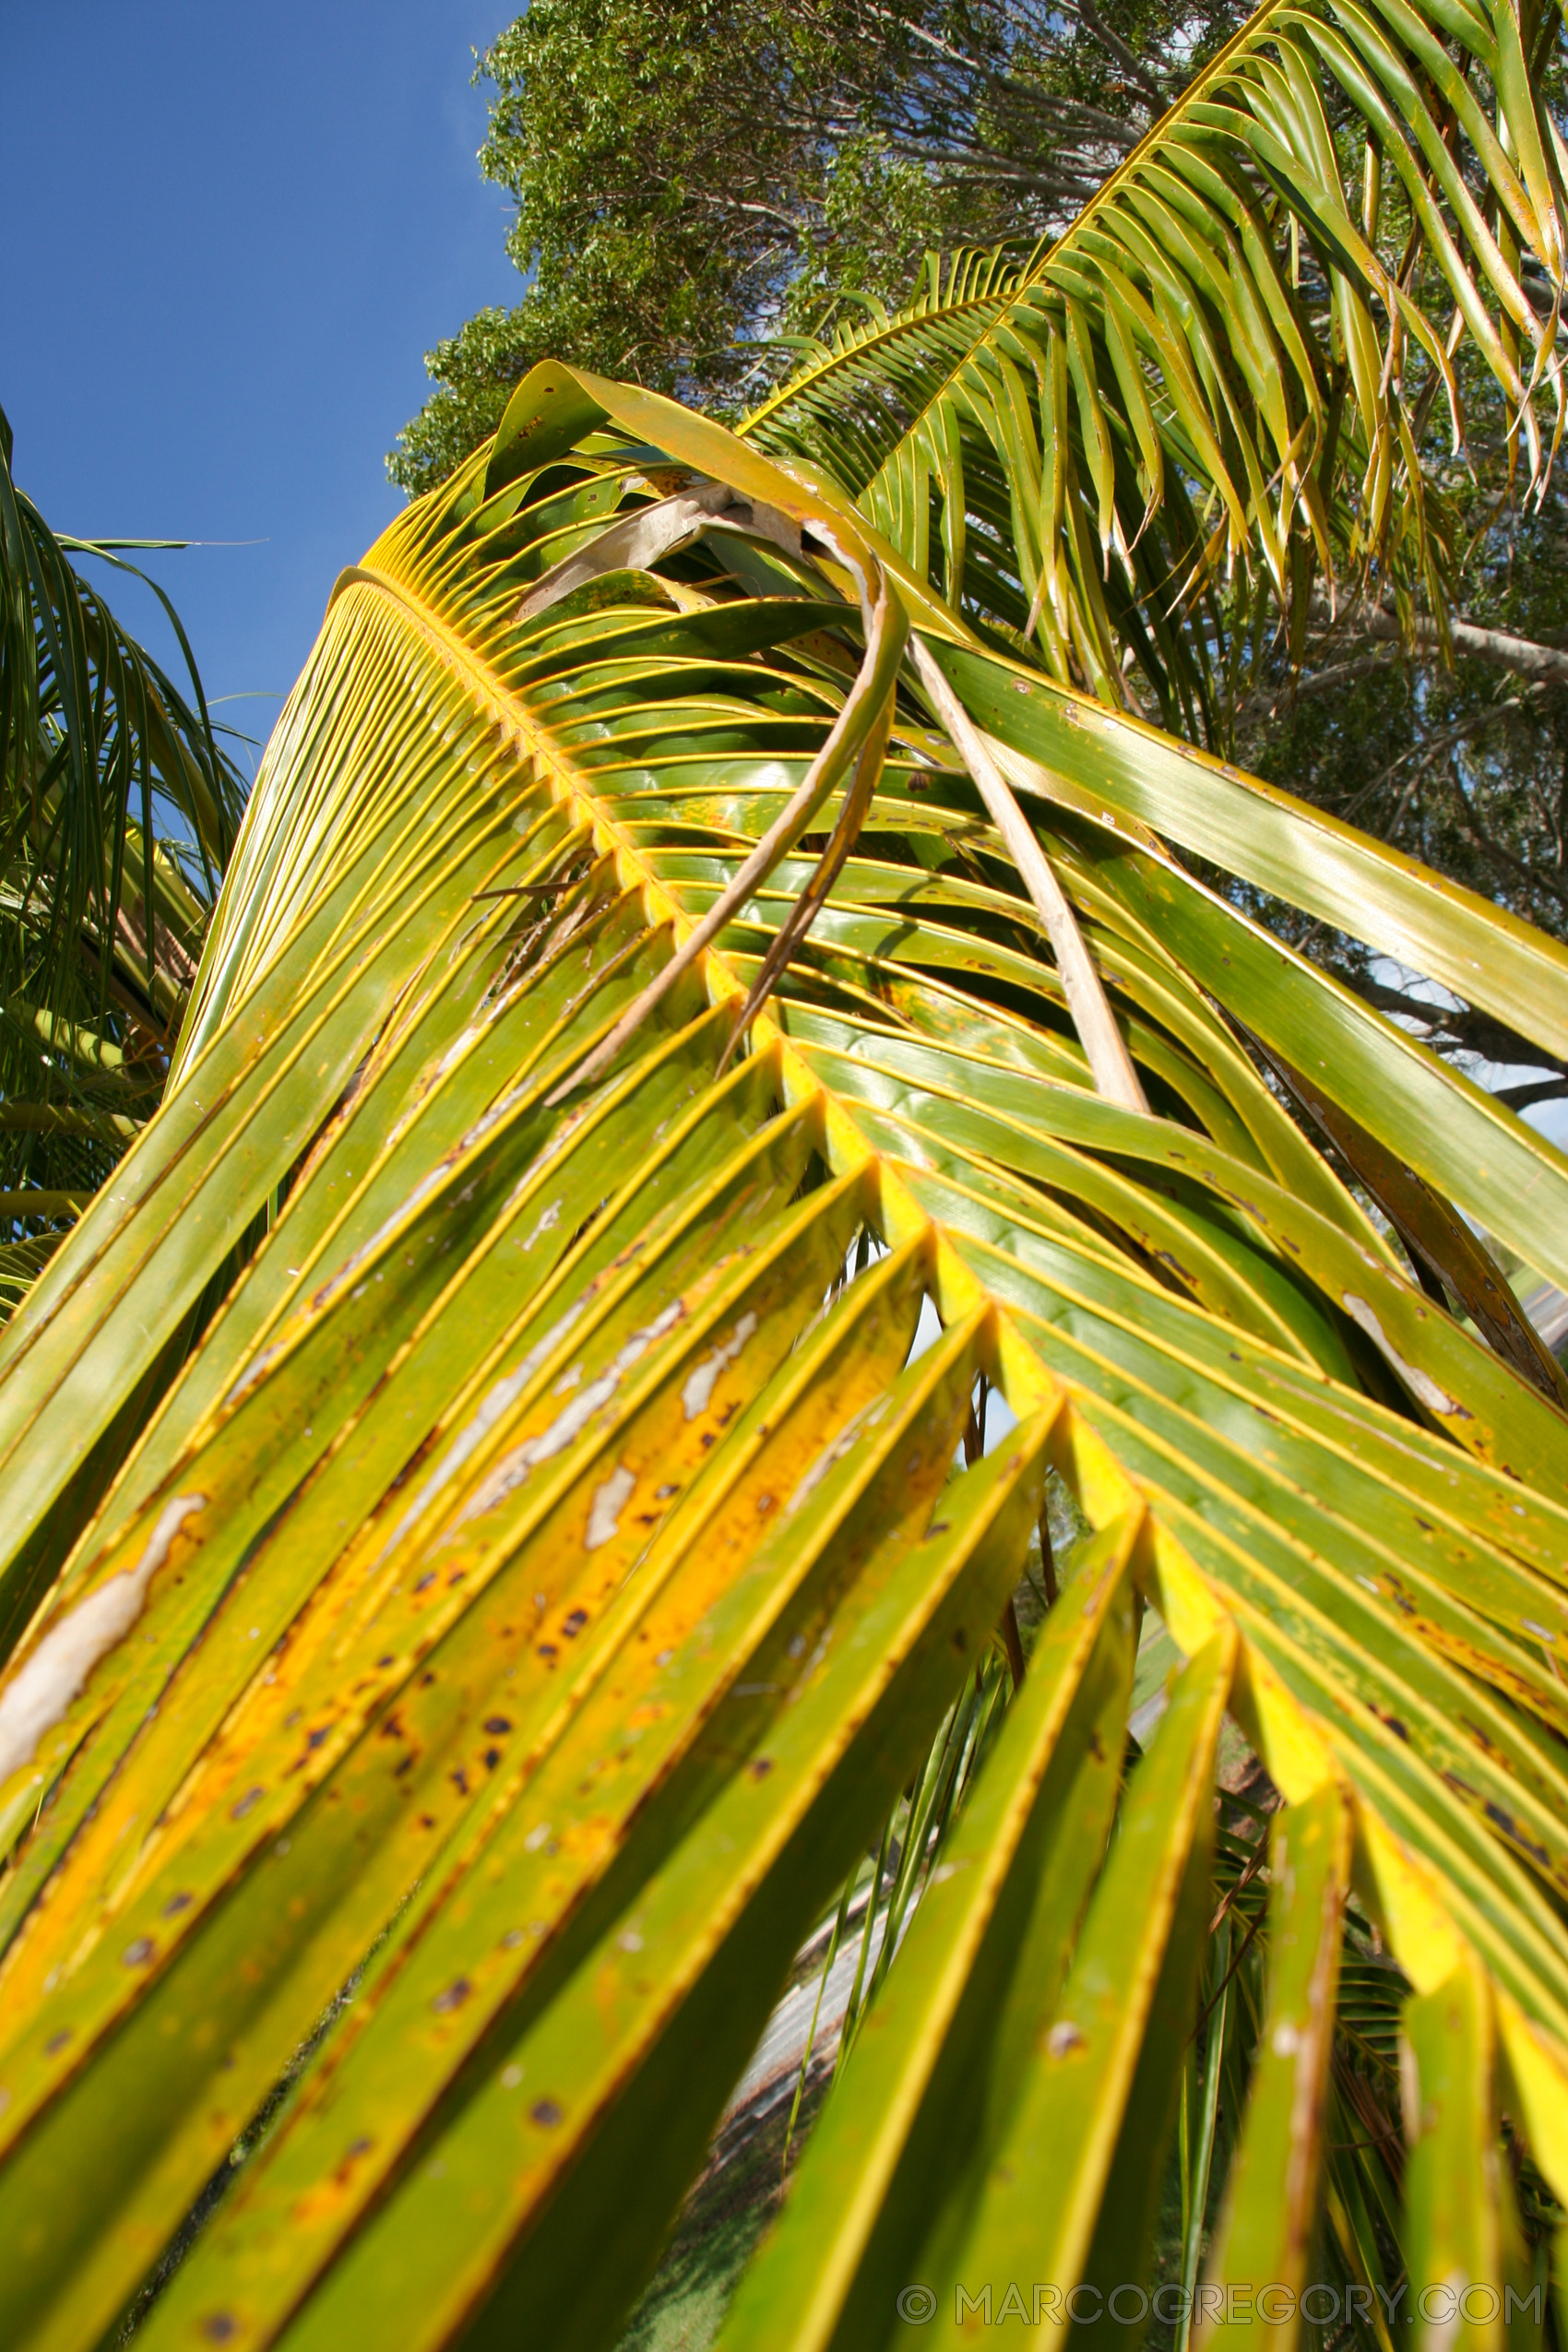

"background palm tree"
[0,404,245,1315]
[0,1,1564,2346]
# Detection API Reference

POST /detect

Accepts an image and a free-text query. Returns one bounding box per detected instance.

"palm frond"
[742,0,1568,739]
[0,364,1561,2351]
[0,404,245,1263]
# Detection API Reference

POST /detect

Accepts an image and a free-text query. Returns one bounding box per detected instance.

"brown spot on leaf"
[1484,1800,1551,1868]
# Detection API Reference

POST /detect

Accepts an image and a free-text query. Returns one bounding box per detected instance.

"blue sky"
[0,0,522,784]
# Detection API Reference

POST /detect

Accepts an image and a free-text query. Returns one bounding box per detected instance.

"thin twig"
[1208,1831,1271,1935]
[469,879,578,902]
[1193,1902,1267,2039]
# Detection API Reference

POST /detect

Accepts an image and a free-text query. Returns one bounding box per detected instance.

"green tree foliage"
[1240,462,1568,971]
[387,0,1249,498]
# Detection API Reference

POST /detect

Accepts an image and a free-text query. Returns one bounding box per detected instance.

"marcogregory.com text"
[893,2279,1545,2327]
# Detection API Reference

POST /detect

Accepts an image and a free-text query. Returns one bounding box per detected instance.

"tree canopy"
[387,0,1249,498]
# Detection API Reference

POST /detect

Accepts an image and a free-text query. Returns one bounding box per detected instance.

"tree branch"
[1314,596,1568,686]
[1072,0,1170,106]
